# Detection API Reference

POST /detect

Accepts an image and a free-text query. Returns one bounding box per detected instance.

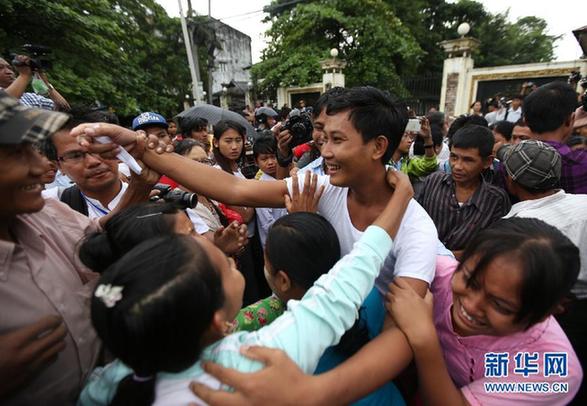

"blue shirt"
[79,226,393,405]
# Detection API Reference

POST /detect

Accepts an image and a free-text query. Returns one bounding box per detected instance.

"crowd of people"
[1,52,587,406]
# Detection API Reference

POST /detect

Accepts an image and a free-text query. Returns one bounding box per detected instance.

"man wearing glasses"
[46,119,153,218]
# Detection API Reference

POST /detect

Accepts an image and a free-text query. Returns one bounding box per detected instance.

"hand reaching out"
[385,168,414,200]
[385,278,435,345]
[190,346,315,406]
[284,171,324,213]
[214,221,248,256]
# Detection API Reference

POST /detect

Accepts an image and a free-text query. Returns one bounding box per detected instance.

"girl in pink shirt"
[387,217,582,405]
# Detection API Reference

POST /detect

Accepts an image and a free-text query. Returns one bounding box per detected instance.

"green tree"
[385,0,559,74]
[0,0,191,117]
[257,0,560,90]
[253,0,422,97]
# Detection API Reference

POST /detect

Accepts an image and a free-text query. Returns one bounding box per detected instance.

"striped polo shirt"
[417,172,511,250]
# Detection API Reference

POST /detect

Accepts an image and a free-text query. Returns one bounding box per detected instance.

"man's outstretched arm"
[141,149,288,208]
[70,122,290,208]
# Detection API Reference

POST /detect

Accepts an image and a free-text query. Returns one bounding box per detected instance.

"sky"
[156,0,585,64]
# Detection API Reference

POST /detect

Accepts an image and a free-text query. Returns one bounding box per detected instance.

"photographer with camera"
[0,52,69,111]
[275,102,330,179]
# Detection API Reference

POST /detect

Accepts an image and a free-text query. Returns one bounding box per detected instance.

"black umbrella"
[176,104,257,139]
[255,106,278,117]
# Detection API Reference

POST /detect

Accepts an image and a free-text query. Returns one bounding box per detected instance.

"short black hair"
[265,212,340,290]
[174,139,207,156]
[38,138,58,161]
[320,86,408,164]
[180,117,208,137]
[69,105,119,124]
[447,114,489,141]
[313,87,346,119]
[451,125,494,158]
[253,135,277,159]
[426,111,445,127]
[523,81,578,134]
[459,217,580,329]
[493,120,515,141]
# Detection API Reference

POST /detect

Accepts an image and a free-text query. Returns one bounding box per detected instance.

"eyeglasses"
[58,150,93,163]
[402,133,416,140]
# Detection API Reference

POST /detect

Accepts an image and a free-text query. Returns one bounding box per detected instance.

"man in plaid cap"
[0,91,152,404]
[500,139,587,404]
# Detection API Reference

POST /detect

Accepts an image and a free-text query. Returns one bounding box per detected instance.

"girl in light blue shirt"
[79,171,413,406]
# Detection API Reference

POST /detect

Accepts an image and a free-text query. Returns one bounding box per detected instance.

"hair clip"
[95,284,124,308]
[136,212,163,219]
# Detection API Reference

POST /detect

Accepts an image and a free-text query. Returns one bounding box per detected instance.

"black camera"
[151,184,198,209]
[282,108,313,148]
[11,44,52,71]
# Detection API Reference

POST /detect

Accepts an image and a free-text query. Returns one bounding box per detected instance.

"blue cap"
[132,112,168,130]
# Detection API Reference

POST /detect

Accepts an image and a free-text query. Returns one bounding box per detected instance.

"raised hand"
[385,168,414,199]
[385,278,435,345]
[70,123,174,160]
[190,346,314,406]
[284,171,324,214]
[214,221,248,255]
[419,116,431,141]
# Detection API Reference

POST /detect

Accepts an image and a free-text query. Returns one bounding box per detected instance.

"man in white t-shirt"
[73,86,438,403]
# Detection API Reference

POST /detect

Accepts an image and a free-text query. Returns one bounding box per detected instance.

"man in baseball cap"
[500,139,587,403]
[132,111,170,142]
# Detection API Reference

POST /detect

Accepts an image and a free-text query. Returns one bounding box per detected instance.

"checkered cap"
[497,140,561,190]
[0,91,69,145]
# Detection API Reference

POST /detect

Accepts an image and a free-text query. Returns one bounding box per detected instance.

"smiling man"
[0,92,100,405]
[71,86,438,403]
[417,125,511,258]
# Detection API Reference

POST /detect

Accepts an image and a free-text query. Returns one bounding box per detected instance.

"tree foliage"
[253,0,423,97]
[256,0,560,95]
[0,0,192,117]
[388,0,561,72]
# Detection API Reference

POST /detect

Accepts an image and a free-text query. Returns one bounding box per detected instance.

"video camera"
[282,108,313,148]
[150,184,198,210]
[11,44,52,71]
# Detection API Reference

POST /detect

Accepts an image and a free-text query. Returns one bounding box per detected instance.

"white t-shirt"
[503,190,587,299]
[286,175,437,293]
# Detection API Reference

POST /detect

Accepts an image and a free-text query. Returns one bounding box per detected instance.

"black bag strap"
[60,185,89,216]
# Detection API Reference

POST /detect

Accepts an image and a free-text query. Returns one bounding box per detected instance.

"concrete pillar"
[439,37,479,117]
[320,55,346,92]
